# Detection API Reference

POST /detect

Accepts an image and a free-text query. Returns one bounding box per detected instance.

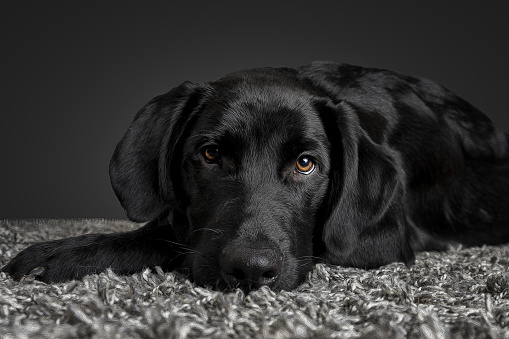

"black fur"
[4,62,509,292]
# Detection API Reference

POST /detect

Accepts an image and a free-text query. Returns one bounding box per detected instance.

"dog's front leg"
[1,217,182,283]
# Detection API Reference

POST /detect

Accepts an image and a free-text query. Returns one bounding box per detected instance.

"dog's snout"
[220,246,282,290]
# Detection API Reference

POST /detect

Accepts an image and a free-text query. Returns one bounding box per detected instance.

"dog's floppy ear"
[109,81,208,222]
[317,100,415,268]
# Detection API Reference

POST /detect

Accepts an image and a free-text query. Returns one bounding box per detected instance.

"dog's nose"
[220,246,282,290]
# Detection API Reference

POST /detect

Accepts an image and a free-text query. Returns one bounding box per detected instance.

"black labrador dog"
[3,62,509,292]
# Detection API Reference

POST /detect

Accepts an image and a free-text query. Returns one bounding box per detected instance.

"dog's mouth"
[184,243,314,293]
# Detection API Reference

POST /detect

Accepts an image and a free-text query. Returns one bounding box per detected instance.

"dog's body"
[4,62,509,291]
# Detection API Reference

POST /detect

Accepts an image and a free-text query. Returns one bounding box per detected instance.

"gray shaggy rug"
[1,219,509,338]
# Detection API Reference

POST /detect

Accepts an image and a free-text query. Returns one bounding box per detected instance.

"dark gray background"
[2,3,508,219]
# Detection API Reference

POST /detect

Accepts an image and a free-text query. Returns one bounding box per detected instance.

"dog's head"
[110,67,414,291]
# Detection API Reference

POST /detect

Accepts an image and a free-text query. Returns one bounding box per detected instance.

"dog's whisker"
[297,256,324,262]
[155,238,187,247]
[172,250,200,260]
[189,228,222,236]
[158,239,200,253]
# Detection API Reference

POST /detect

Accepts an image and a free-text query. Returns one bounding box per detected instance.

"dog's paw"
[2,237,103,283]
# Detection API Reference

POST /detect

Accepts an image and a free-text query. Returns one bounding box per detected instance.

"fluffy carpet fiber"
[1,219,509,338]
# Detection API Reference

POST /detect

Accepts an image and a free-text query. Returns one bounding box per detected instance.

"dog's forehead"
[198,79,325,144]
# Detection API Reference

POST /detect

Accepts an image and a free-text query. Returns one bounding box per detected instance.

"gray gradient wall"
[2,3,508,219]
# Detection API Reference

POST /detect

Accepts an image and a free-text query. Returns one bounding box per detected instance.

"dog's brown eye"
[296,156,315,174]
[203,146,221,163]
